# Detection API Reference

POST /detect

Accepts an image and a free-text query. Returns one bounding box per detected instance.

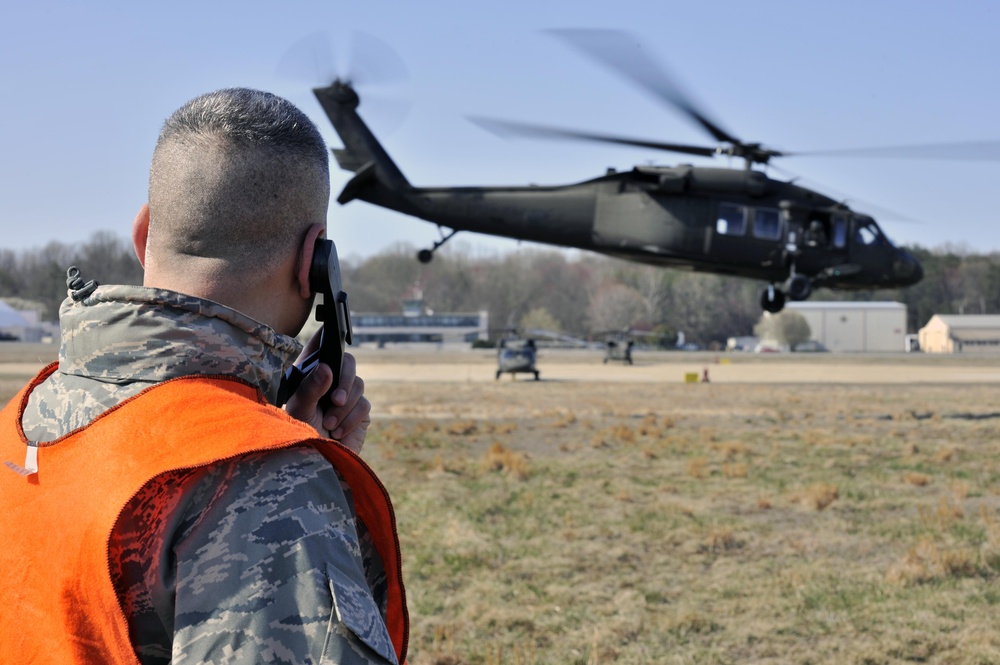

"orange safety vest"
[0,364,407,664]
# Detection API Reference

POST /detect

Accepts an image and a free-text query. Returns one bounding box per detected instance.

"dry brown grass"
[610,424,636,445]
[481,421,518,435]
[951,480,971,500]
[703,526,741,552]
[686,457,709,479]
[904,472,932,486]
[934,446,958,463]
[482,442,529,480]
[445,420,478,436]
[797,482,839,511]
[919,496,965,532]
[549,415,576,429]
[886,539,980,585]
[721,462,748,479]
[712,440,750,459]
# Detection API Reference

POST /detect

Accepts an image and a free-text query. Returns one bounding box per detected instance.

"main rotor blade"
[468,115,718,158]
[276,31,408,89]
[789,140,1000,161]
[547,29,741,146]
[277,31,410,134]
[344,31,409,90]
[768,163,928,225]
[276,31,339,84]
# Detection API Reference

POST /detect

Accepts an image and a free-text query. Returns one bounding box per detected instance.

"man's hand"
[285,351,371,454]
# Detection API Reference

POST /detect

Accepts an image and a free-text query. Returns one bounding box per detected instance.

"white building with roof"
[350,288,489,347]
[918,314,1000,353]
[351,310,489,347]
[786,301,908,353]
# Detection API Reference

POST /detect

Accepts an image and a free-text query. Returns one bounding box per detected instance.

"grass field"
[5,346,1000,664]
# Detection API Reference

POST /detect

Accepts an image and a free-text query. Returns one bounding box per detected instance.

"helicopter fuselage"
[350,162,921,288]
[315,81,922,311]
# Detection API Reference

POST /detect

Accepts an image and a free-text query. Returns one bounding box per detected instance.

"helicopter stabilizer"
[336,161,377,205]
[331,147,368,173]
[314,80,412,196]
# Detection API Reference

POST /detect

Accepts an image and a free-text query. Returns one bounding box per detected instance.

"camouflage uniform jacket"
[20,284,395,665]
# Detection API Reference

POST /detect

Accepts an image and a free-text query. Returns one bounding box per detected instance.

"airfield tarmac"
[5,345,1000,387]
[350,347,1000,385]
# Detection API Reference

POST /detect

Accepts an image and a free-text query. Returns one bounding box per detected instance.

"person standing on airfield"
[0,88,407,664]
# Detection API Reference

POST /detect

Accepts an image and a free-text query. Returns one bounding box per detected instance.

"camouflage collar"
[57,285,302,405]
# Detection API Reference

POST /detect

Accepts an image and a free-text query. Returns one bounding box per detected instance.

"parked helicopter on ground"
[495,331,540,380]
[595,328,676,364]
[310,30,948,313]
[603,334,634,365]
[491,327,592,379]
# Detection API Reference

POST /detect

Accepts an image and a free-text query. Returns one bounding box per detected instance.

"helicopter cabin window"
[832,216,848,249]
[716,203,747,236]
[752,208,782,241]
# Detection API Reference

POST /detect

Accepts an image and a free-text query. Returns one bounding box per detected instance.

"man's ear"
[132,204,151,268]
[296,224,326,299]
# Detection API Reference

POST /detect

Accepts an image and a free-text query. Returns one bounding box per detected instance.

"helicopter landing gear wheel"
[760,284,786,313]
[785,274,812,301]
[418,227,458,264]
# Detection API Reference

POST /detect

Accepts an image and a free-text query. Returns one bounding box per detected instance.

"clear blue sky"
[2,1,998,262]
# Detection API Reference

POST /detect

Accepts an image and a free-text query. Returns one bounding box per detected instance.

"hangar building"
[351,311,489,346]
[918,314,1000,353]
[786,301,907,353]
[350,290,489,347]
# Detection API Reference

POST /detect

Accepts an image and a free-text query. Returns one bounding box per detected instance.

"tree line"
[0,232,144,323]
[1,233,997,345]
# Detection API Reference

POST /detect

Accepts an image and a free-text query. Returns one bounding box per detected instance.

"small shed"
[786,301,908,353]
[918,315,1000,353]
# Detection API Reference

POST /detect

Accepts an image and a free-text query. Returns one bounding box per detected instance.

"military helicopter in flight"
[311,30,937,313]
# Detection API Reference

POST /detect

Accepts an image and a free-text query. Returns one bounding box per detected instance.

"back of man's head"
[148,88,330,283]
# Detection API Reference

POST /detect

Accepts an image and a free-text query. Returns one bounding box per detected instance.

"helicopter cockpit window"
[716,203,747,236]
[752,208,782,241]
[853,219,885,247]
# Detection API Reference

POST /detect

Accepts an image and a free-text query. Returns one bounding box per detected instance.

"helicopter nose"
[892,249,923,285]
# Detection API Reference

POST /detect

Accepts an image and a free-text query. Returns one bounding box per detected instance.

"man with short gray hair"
[0,88,407,664]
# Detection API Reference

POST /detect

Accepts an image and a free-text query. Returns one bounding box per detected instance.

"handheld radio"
[277,237,353,405]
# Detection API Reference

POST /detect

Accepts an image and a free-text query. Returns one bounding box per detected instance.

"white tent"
[0,301,30,328]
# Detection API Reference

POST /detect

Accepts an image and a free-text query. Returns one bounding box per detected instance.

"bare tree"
[76,231,143,287]
[520,306,562,333]
[587,283,645,332]
[633,266,673,325]
[754,310,811,348]
[343,243,424,313]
